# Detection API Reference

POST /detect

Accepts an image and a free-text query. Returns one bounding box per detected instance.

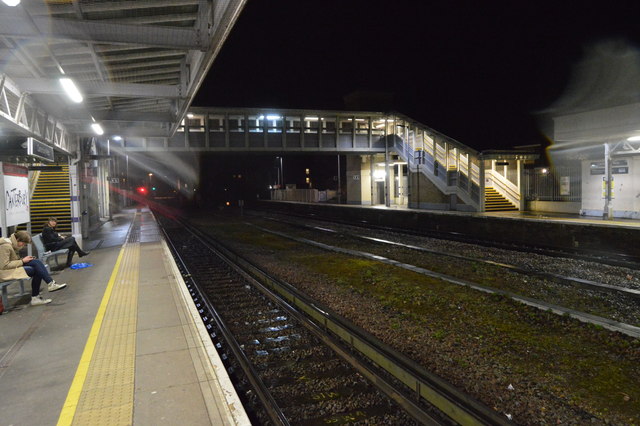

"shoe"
[31,295,52,306]
[48,280,67,292]
[79,251,90,257]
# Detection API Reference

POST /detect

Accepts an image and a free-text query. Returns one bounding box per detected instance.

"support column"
[370,154,375,205]
[603,142,613,219]
[69,163,83,244]
[384,132,391,207]
[479,155,486,212]
[517,159,523,211]
[398,162,404,206]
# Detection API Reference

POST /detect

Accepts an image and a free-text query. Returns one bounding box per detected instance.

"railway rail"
[255,208,640,270]
[156,215,511,425]
[244,217,640,337]
[263,215,640,301]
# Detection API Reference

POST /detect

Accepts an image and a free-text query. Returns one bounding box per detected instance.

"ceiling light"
[112,135,122,141]
[91,123,104,135]
[627,135,640,141]
[2,0,21,6]
[59,78,83,103]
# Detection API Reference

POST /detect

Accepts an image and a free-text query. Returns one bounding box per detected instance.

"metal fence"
[523,166,582,202]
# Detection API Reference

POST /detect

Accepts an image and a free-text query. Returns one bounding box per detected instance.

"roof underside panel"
[0,0,247,141]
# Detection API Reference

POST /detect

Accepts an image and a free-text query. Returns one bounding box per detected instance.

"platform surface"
[0,207,249,426]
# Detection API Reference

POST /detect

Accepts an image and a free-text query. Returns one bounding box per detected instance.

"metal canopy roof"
[0,0,246,150]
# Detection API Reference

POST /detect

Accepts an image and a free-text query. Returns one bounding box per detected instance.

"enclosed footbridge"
[117,107,535,211]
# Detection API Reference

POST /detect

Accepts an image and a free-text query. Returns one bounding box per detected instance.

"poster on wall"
[0,162,30,228]
[559,176,570,196]
[601,176,615,199]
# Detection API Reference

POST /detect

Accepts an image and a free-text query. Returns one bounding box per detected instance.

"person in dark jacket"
[42,217,89,267]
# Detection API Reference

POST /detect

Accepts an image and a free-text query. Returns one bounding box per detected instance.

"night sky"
[193,1,640,152]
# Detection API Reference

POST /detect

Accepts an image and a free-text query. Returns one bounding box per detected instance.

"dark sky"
[193,1,640,151]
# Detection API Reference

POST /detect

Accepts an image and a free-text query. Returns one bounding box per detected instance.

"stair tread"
[484,187,517,212]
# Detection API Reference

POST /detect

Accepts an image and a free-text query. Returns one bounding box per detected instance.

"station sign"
[0,162,30,230]
[27,137,55,163]
[590,160,628,175]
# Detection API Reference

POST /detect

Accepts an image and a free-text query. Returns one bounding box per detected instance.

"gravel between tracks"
[289,215,640,292]
[195,214,640,425]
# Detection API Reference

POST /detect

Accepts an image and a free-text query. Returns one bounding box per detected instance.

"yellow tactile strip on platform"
[57,242,140,426]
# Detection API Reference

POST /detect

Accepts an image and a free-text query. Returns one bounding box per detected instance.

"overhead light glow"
[373,170,386,180]
[627,135,640,141]
[91,123,104,135]
[304,116,319,121]
[112,135,122,141]
[187,113,194,118]
[2,0,21,6]
[59,77,83,103]
[266,115,281,120]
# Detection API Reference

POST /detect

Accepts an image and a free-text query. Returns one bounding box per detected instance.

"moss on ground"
[194,215,640,421]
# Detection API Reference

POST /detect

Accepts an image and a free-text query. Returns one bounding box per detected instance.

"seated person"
[0,231,66,306]
[42,217,89,267]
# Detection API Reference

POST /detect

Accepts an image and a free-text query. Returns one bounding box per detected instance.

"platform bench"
[1,278,29,309]
[32,234,69,271]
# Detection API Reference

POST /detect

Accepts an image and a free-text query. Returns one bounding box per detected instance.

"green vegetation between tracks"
[192,215,640,423]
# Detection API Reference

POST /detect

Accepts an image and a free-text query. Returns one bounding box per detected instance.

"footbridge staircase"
[387,124,482,211]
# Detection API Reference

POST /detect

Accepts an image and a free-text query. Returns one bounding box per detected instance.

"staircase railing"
[28,170,40,199]
[388,122,480,211]
[485,169,520,209]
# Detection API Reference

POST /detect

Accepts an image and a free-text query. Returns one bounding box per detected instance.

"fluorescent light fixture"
[112,135,122,141]
[627,135,640,141]
[187,113,194,118]
[266,115,281,120]
[59,78,83,103]
[91,123,104,135]
[304,116,319,121]
[2,0,21,6]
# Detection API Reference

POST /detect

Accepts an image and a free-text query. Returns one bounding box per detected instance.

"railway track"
[255,208,640,270]
[262,215,640,301]
[156,215,511,425]
[243,218,640,337]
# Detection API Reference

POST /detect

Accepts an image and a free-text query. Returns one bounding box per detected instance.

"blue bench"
[31,234,69,271]
[1,278,29,309]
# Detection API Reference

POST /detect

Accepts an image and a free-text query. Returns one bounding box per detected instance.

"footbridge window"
[266,115,283,133]
[248,115,264,133]
[286,116,301,133]
[304,117,320,134]
[208,114,225,132]
[355,118,369,135]
[322,117,336,134]
[228,115,245,132]
[209,114,225,148]
[339,118,353,134]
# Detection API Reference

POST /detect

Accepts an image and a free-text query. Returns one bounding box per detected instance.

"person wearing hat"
[42,217,90,268]
[0,230,67,306]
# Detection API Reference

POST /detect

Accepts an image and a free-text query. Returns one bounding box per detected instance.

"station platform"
[0,207,250,426]
[257,200,640,258]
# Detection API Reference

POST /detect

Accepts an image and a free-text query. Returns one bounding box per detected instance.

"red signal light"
[137,186,147,194]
